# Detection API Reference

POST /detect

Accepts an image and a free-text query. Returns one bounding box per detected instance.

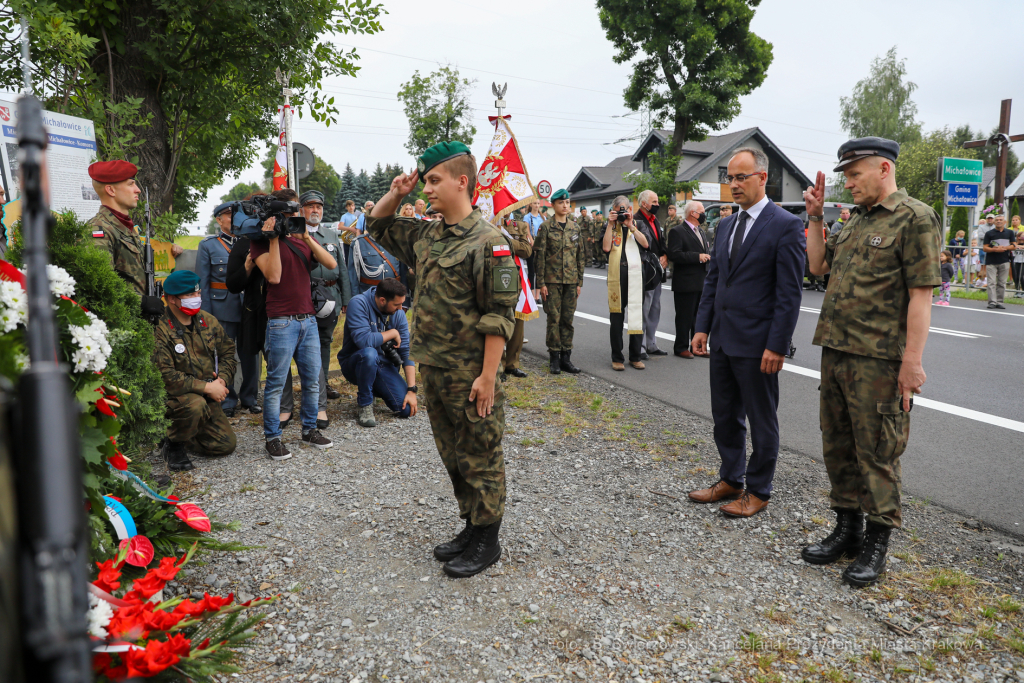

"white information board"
[692,182,721,201]
[0,99,100,219]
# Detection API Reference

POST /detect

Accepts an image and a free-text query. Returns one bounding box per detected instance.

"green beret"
[551,189,570,201]
[417,141,471,176]
[579,206,587,211]
[163,270,200,296]
[300,190,324,206]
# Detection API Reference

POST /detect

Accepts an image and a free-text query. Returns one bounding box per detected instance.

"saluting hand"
[803,171,826,216]
[391,170,420,197]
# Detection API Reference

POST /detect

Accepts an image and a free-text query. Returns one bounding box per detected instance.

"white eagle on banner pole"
[472,86,539,320]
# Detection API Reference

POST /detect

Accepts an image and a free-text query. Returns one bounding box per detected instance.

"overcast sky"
[21,0,1024,231]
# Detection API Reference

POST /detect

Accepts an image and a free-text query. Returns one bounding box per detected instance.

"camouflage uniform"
[366,209,519,526]
[534,215,585,353]
[153,307,238,457]
[502,219,533,373]
[813,188,941,528]
[87,205,147,296]
[578,213,595,264]
[593,215,608,266]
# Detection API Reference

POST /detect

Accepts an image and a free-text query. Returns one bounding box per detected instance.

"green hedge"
[8,213,168,454]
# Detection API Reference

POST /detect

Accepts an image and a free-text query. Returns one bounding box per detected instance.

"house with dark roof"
[566,126,812,214]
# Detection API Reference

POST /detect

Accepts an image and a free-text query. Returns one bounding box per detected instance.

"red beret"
[88,160,138,184]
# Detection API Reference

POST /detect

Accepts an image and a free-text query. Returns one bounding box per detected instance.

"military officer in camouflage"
[534,189,585,375]
[86,160,167,318]
[801,137,940,588]
[366,141,519,578]
[153,270,238,472]
[592,212,607,268]
[578,206,594,266]
[501,216,534,379]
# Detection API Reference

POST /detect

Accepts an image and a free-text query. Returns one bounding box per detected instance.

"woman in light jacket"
[603,195,649,370]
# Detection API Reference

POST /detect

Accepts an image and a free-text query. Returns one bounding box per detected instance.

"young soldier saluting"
[533,189,585,375]
[366,142,519,578]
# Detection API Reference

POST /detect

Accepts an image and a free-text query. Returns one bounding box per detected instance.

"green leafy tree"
[951,207,968,236]
[931,200,943,226]
[338,163,359,206]
[596,0,773,156]
[1,0,385,231]
[396,65,477,156]
[627,139,698,206]
[1012,198,1021,220]
[897,128,979,205]
[839,46,922,146]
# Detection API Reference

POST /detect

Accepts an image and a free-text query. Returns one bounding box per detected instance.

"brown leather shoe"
[612,362,625,371]
[720,491,769,518]
[676,350,694,359]
[630,361,645,370]
[688,480,742,504]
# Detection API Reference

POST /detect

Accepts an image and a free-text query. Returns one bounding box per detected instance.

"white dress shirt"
[728,193,771,253]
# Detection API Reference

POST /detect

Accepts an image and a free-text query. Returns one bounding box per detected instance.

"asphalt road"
[520,267,1024,536]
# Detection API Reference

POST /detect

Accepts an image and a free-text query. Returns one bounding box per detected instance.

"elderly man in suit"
[689,148,805,517]
[666,200,710,359]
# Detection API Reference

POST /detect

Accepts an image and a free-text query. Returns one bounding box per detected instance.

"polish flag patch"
[92,230,105,238]
[491,244,511,257]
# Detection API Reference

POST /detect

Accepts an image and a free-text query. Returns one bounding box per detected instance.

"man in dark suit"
[688,148,805,517]
[667,200,710,358]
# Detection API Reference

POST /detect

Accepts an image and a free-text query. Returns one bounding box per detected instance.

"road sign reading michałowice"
[938,157,984,184]
[946,182,980,207]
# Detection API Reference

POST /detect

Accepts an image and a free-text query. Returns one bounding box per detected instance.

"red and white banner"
[273,105,290,191]
[472,116,537,224]
[500,226,539,321]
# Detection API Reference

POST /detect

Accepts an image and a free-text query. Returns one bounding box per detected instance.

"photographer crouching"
[336,277,417,427]
[243,192,338,459]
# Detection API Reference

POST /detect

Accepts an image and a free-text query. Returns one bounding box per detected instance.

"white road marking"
[571,309,1024,433]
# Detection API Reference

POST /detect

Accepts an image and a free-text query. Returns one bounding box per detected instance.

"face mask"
[697,212,706,224]
[650,204,659,211]
[179,295,202,316]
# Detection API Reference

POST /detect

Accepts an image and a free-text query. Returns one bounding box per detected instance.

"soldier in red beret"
[87,160,149,297]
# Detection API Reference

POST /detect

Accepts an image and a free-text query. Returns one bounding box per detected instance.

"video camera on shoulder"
[230,195,307,240]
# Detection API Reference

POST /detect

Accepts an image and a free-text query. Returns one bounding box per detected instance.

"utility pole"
[276,68,295,190]
[963,99,1024,207]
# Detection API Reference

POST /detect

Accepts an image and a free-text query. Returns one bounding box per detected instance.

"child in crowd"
[949,230,967,283]
[937,250,954,306]
[969,239,985,287]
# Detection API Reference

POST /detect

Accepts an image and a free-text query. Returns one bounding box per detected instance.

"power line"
[335,43,624,98]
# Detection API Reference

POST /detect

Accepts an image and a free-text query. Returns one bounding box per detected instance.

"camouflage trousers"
[543,283,578,352]
[165,394,237,457]
[421,364,506,526]
[819,347,908,528]
[584,238,596,264]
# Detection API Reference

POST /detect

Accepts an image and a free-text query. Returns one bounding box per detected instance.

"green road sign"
[937,157,984,184]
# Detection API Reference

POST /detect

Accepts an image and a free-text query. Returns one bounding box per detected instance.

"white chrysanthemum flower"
[0,280,27,332]
[68,312,111,373]
[13,353,29,371]
[45,265,76,297]
[87,592,113,639]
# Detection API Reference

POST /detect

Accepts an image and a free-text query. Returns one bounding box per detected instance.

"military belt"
[322,279,337,287]
[210,282,228,290]
[360,276,381,286]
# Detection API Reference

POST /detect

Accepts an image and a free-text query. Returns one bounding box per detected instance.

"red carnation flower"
[93,558,124,593]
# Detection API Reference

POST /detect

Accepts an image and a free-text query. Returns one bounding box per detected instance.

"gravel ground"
[153,353,1024,683]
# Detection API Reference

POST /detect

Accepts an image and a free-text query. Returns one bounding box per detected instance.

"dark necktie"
[730,211,749,267]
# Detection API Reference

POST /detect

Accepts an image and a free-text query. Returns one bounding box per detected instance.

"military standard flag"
[273,105,290,191]
[472,116,537,224]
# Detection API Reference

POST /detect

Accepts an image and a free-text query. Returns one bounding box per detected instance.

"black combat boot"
[443,519,502,578]
[549,351,561,375]
[505,368,528,378]
[801,509,864,565]
[559,350,581,374]
[433,520,476,562]
[842,522,891,587]
[163,440,194,472]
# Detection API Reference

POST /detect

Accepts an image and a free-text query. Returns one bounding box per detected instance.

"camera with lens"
[615,208,630,223]
[380,340,403,368]
[230,194,307,240]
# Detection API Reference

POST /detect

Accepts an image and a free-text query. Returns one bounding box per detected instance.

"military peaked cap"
[834,137,900,172]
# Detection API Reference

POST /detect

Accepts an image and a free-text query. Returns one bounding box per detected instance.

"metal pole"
[941,183,949,244]
[285,98,294,191]
[293,149,299,196]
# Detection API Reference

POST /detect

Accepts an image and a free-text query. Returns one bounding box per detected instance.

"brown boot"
[688,480,742,504]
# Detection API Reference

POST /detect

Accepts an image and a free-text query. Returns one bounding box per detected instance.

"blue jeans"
[263,316,321,439]
[339,347,411,418]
